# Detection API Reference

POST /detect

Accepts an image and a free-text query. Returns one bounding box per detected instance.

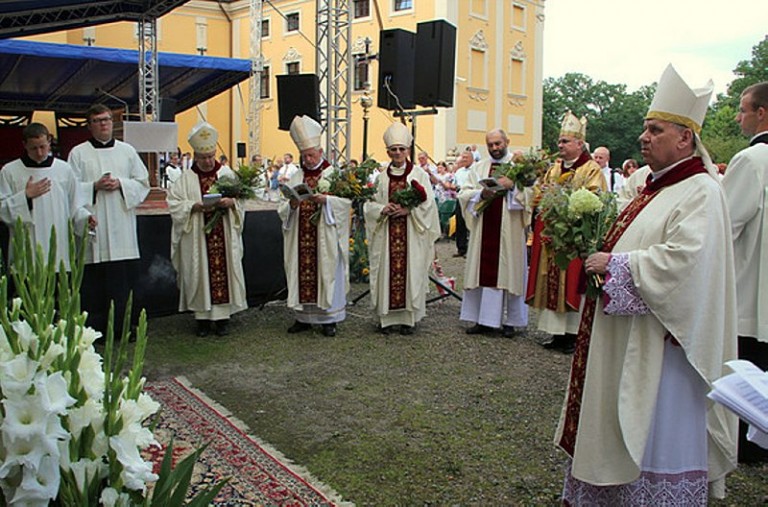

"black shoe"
[502,326,517,338]
[452,252,466,258]
[466,324,493,335]
[379,325,394,335]
[561,343,576,354]
[399,325,414,335]
[215,320,229,336]
[287,321,311,334]
[196,320,211,337]
[322,323,337,337]
[543,334,566,350]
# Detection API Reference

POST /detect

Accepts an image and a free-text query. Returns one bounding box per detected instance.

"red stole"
[387,162,413,310]
[558,157,708,457]
[193,161,230,305]
[297,159,331,304]
[525,152,593,310]
[479,163,504,287]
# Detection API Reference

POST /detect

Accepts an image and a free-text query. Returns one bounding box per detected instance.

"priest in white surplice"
[363,122,440,335]
[68,104,150,333]
[558,65,737,505]
[722,80,768,463]
[167,122,247,337]
[278,115,350,337]
[0,122,94,271]
[458,129,530,338]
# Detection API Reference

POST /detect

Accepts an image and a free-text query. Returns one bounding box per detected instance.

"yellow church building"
[20,0,545,167]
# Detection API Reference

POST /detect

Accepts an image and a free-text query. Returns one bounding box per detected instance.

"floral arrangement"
[539,186,618,297]
[475,149,550,214]
[0,223,224,506]
[204,162,264,234]
[316,158,379,201]
[348,228,370,283]
[495,149,551,191]
[376,180,428,225]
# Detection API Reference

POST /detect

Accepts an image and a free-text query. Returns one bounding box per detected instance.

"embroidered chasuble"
[526,152,605,312]
[555,157,737,489]
[479,163,503,287]
[387,166,410,310]
[195,164,230,305]
[297,163,327,304]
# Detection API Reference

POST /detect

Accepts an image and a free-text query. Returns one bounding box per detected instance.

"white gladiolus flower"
[109,436,158,491]
[0,436,47,478]
[13,454,60,505]
[11,320,38,353]
[35,371,76,415]
[68,458,107,493]
[0,354,40,397]
[136,392,160,421]
[78,349,105,399]
[1,396,49,443]
[39,342,65,370]
[100,487,119,507]
[66,399,104,439]
[77,325,102,349]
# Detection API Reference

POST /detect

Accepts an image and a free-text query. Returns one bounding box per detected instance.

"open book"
[478,177,507,194]
[202,193,222,206]
[279,182,313,202]
[708,359,768,433]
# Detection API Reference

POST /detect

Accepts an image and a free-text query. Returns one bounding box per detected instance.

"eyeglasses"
[89,117,113,125]
[388,147,408,152]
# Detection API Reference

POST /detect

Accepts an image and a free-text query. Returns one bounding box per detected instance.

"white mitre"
[188,122,218,153]
[646,64,713,135]
[383,122,412,148]
[647,64,717,176]
[560,110,587,140]
[289,115,322,151]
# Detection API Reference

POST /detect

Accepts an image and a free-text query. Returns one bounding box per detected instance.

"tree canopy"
[542,35,768,168]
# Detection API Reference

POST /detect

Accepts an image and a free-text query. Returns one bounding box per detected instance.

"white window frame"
[468,30,489,93]
[392,0,413,16]
[511,2,527,32]
[285,11,300,35]
[261,18,271,40]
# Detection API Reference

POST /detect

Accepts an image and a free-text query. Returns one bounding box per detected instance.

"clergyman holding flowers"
[526,111,606,354]
[278,115,351,337]
[363,122,440,336]
[457,129,536,338]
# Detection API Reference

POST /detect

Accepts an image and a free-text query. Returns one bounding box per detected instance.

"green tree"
[542,73,653,167]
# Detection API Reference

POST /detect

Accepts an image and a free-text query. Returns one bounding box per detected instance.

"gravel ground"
[143,239,768,505]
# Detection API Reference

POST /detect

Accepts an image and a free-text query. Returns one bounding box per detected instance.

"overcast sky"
[542,0,767,97]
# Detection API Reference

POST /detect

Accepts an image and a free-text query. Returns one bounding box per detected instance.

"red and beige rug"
[144,377,349,506]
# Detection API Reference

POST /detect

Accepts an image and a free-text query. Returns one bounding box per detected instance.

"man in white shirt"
[721,80,768,463]
[68,103,150,334]
[452,150,473,257]
[593,146,624,193]
[278,153,299,184]
[0,123,94,270]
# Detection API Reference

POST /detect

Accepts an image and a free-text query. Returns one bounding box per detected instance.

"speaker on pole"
[414,20,456,107]
[158,98,177,122]
[377,29,416,110]
[277,74,321,131]
[236,142,247,159]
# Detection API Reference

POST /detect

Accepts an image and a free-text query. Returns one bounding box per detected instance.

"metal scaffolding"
[248,0,263,157]
[138,17,159,122]
[316,0,351,164]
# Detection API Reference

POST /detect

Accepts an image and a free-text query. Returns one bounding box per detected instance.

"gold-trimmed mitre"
[646,64,713,134]
[560,110,587,140]
[289,115,323,151]
[383,122,413,148]
[188,122,218,153]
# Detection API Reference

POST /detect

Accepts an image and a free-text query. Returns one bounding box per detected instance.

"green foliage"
[543,73,652,165]
[349,208,370,283]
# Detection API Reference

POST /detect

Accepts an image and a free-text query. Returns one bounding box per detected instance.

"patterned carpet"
[144,377,349,506]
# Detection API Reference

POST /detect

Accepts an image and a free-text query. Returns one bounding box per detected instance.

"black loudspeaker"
[236,142,246,158]
[415,20,456,107]
[158,98,177,122]
[277,74,321,131]
[377,29,416,110]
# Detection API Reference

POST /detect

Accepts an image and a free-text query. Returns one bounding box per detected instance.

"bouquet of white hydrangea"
[0,222,224,506]
[539,185,618,297]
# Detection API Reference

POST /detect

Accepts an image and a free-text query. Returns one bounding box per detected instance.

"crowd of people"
[2,65,767,505]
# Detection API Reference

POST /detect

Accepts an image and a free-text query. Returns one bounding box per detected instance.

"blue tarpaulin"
[0,39,251,115]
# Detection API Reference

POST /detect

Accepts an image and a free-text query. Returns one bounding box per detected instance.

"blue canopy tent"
[0,38,251,116]
[0,0,188,39]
